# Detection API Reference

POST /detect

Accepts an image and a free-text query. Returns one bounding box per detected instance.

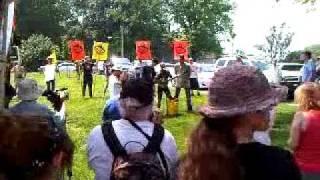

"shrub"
[20,34,54,71]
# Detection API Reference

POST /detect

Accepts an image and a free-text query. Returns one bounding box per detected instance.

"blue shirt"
[302,59,316,82]
[9,100,64,128]
[102,98,121,122]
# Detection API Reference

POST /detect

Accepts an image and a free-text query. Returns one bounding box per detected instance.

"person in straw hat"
[9,79,64,127]
[178,65,301,180]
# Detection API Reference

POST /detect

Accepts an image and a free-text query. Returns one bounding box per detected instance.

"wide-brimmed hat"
[17,79,44,101]
[199,65,284,118]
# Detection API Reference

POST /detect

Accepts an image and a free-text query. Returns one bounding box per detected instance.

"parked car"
[57,62,77,72]
[277,63,303,96]
[111,57,132,72]
[252,60,279,84]
[213,57,251,70]
[197,64,215,89]
[214,57,279,84]
[133,60,153,67]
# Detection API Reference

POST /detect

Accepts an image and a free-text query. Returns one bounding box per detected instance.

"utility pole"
[120,25,124,58]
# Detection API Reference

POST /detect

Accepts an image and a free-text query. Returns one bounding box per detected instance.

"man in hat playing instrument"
[174,55,192,111]
[155,63,172,108]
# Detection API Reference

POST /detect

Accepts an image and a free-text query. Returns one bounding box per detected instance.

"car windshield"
[252,61,271,71]
[282,65,303,71]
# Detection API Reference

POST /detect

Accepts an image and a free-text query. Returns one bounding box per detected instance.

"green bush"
[20,34,54,71]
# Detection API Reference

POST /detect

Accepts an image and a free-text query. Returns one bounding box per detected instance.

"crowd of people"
[2,51,320,180]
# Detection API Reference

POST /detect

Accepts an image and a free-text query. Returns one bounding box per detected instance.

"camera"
[42,88,69,111]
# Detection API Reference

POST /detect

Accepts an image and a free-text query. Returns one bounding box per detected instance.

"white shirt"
[87,120,179,180]
[253,108,276,146]
[44,64,56,82]
[190,64,198,78]
[108,75,122,98]
[154,64,161,75]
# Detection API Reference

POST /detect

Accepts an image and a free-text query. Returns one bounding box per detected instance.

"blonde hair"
[295,82,320,111]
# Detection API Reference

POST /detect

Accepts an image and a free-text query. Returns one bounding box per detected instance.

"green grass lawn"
[18,72,296,179]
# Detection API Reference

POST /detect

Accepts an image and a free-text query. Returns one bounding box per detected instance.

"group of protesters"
[2,51,320,180]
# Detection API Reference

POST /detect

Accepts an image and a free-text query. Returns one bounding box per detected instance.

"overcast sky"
[224,0,320,55]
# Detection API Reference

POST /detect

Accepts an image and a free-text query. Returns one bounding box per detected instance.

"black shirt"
[82,62,94,77]
[155,69,172,88]
[237,142,301,180]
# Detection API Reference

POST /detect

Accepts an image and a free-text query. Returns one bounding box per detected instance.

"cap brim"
[199,86,285,118]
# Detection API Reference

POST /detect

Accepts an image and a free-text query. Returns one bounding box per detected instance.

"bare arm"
[288,111,304,150]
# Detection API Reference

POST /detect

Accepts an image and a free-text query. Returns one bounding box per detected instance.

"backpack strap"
[101,122,127,156]
[144,124,164,153]
[127,120,170,180]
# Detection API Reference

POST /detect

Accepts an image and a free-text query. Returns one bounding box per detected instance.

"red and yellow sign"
[173,41,189,60]
[68,40,85,61]
[136,41,152,60]
[92,42,109,61]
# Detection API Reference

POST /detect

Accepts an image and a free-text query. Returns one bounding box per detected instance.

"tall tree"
[285,50,304,62]
[170,0,233,59]
[255,23,294,65]
[78,0,171,59]
[16,0,75,42]
[305,44,320,57]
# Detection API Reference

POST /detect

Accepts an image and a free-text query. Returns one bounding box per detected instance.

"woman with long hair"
[289,83,320,180]
[0,113,74,180]
[179,65,301,180]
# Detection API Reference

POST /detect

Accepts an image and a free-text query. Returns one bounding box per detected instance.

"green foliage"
[15,0,81,44]
[76,0,171,59]
[296,0,318,4]
[170,0,233,58]
[20,34,54,71]
[305,44,320,57]
[284,50,304,62]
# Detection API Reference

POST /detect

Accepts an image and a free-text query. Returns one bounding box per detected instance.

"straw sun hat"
[199,65,285,118]
[17,79,44,101]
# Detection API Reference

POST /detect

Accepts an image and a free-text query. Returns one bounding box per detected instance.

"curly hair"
[178,116,243,180]
[0,113,74,180]
[295,82,320,111]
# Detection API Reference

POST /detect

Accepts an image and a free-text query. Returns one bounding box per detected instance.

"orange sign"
[68,40,85,61]
[173,41,189,60]
[136,41,152,60]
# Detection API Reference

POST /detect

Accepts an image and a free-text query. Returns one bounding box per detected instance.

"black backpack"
[102,120,170,180]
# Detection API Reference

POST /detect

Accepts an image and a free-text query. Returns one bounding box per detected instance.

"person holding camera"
[9,79,65,128]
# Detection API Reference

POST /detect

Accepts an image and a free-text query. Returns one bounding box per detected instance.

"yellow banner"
[92,42,109,61]
[48,49,57,64]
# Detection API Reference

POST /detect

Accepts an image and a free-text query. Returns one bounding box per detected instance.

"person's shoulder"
[162,128,176,144]
[240,142,293,160]
[105,98,120,107]
[88,125,103,140]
